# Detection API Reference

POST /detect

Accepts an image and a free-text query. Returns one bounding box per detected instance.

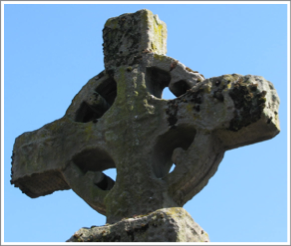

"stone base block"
[66,207,209,242]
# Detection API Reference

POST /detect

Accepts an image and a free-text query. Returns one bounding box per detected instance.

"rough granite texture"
[11,9,280,242]
[103,9,167,73]
[66,207,209,242]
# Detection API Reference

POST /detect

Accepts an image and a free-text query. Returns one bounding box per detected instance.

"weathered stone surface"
[66,207,209,242]
[10,53,280,222]
[11,9,280,241]
[103,9,167,73]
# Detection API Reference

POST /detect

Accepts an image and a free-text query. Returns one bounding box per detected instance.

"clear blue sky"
[3,3,288,243]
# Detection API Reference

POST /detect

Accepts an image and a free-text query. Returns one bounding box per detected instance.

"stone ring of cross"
[11,9,280,226]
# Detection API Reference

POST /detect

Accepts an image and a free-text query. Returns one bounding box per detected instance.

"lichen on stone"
[228,76,266,131]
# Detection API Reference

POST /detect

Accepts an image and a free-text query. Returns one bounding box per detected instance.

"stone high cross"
[11,9,280,241]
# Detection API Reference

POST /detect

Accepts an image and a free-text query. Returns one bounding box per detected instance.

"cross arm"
[11,70,118,200]
[166,74,280,148]
[10,116,108,198]
[162,74,280,205]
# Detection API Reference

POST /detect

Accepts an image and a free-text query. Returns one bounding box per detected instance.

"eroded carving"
[11,9,280,242]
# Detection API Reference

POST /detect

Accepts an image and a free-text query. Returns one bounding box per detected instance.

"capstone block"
[103,9,167,72]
